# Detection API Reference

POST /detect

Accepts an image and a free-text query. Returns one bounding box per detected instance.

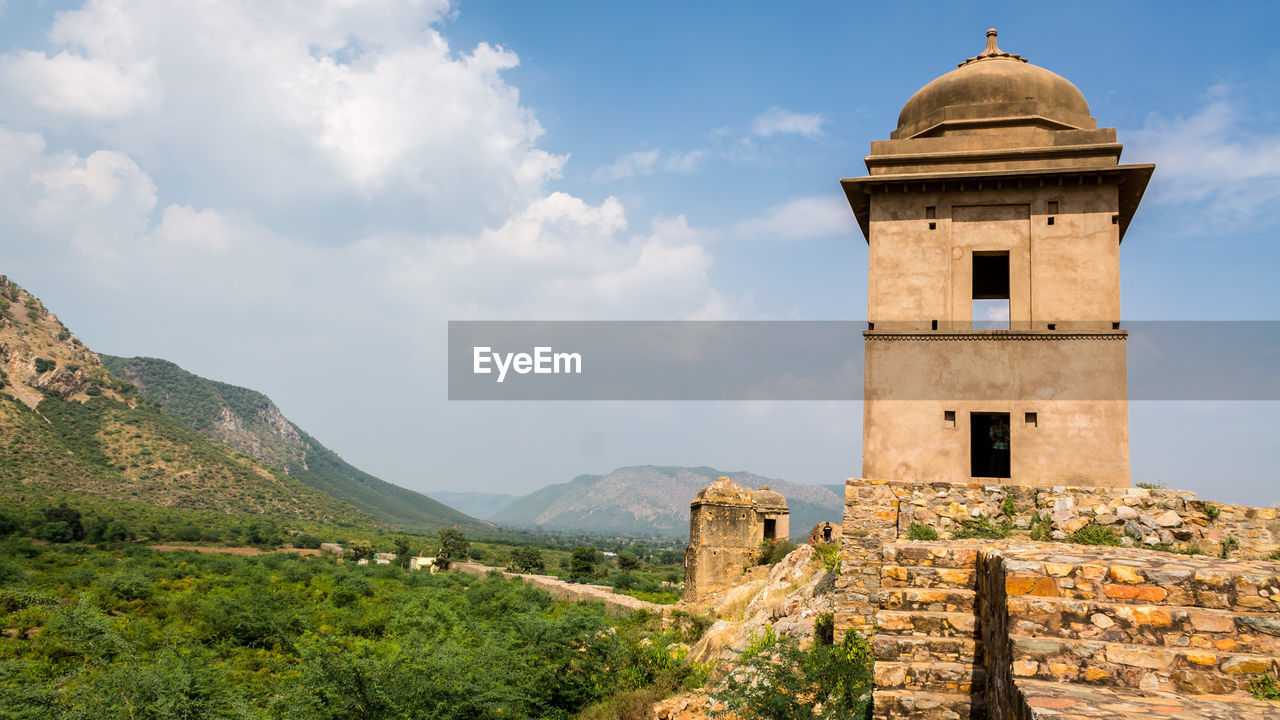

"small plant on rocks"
[952,516,1010,540]
[1066,523,1121,547]
[1203,503,1221,522]
[1028,513,1054,542]
[906,523,938,541]
[1250,672,1280,701]
[1000,495,1017,518]
[1219,536,1240,559]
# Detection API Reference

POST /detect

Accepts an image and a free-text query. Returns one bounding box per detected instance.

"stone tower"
[842,30,1153,487]
[685,477,790,598]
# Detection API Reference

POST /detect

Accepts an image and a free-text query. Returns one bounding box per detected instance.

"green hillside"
[101,355,488,535]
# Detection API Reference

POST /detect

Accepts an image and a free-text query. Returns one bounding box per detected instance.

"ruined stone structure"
[809,521,843,545]
[842,29,1152,488]
[685,477,789,598]
[835,478,1280,720]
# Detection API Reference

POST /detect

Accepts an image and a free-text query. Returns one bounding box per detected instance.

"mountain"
[425,491,517,520]
[0,275,377,528]
[100,354,488,535]
[489,466,844,540]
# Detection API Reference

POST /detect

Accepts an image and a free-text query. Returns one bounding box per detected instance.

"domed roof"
[894,29,1093,139]
[695,476,754,505]
[752,485,788,510]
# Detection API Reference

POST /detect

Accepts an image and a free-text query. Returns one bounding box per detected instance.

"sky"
[0,1,1277,507]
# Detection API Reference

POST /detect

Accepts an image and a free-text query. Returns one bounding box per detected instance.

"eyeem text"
[473,346,582,383]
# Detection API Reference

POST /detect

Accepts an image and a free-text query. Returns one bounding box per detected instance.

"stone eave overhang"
[840,164,1154,244]
[863,329,1128,340]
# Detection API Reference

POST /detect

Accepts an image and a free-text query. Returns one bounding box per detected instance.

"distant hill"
[425,491,517,520]
[0,275,376,527]
[489,466,843,540]
[100,354,488,535]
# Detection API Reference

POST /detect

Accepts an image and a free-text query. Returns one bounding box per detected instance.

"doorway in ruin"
[763,518,777,541]
[971,412,1011,478]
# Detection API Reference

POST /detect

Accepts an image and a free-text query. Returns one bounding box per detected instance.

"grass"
[1250,673,1280,701]
[906,522,938,541]
[814,541,841,573]
[1001,495,1017,518]
[952,516,1010,540]
[1029,513,1054,541]
[615,588,681,604]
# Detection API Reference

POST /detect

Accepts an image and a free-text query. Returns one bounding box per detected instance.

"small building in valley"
[684,476,790,598]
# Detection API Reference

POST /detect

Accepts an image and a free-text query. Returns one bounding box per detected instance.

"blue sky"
[0,1,1276,506]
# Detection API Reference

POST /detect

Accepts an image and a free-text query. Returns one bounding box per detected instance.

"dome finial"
[959,27,1027,67]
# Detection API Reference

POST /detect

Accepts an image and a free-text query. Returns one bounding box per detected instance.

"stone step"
[877,610,978,638]
[1007,635,1278,696]
[880,587,976,613]
[996,551,1280,613]
[874,660,987,694]
[881,564,977,590]
[873,689,983,720]
[1006,593,1280,657]
[873,634,980,665]
[883,542,982,570]
[1012,678,1279,720]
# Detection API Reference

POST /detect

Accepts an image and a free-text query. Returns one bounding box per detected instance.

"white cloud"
[733,196,856,240]
[751,106,824,138]
[0,0,563,235]
[591,149,707,182]
[1126,87,1280,222]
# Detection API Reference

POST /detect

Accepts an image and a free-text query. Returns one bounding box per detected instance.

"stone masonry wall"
[836,478,1280,719]
[876,477,1277,559]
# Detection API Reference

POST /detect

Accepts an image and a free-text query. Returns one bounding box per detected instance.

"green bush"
[1066,523,1121,547]
[1001,495,1017,518]
[814,541,841,574]
[757,539,796,566]
[33,358,56,374]
[906,522,938,541]
[713,627,873,720]
[1204,503,1221,522]
[814,612,835,646]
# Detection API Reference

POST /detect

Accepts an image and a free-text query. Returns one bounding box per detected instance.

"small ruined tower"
[685,477,790,598]
[842,30,1153,487]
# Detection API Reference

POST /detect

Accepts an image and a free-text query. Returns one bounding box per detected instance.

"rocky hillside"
[489,466,843,539]
[0,274,377,527]
[100,355,487,535]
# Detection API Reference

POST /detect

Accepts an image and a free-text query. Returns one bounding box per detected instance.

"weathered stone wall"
[835,479,899,636]
[686,500,761,598]
[870,477,1278,559]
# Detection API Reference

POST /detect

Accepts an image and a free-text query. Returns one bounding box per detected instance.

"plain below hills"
[479,465,844,541]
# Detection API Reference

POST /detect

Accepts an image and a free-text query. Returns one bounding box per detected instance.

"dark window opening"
[929,221,937,230]
[1047,323,1056,330]
[944,410,956,427]
[1025,412,1038,427]
[973,252,1010,330]
[931,319,938,330]
[763,518,776,541]
[1047,216,1055,225]
[971,412,1011,478]
[1112,322,1121,330]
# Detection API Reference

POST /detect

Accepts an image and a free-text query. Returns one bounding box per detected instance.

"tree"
[568,546,596,582]
[44,505,84,541]
[41,521,74,544]
[394,537,411,570]
[346,540,375,562]
[436,528,468,569]
[616,551,640,571]
[510,546,545,573]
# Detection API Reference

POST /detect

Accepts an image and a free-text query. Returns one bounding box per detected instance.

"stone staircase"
[981,545,1280,718]
[874,542,986,720]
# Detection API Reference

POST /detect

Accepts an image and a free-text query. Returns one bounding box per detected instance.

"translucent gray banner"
[447,321,1280,401]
